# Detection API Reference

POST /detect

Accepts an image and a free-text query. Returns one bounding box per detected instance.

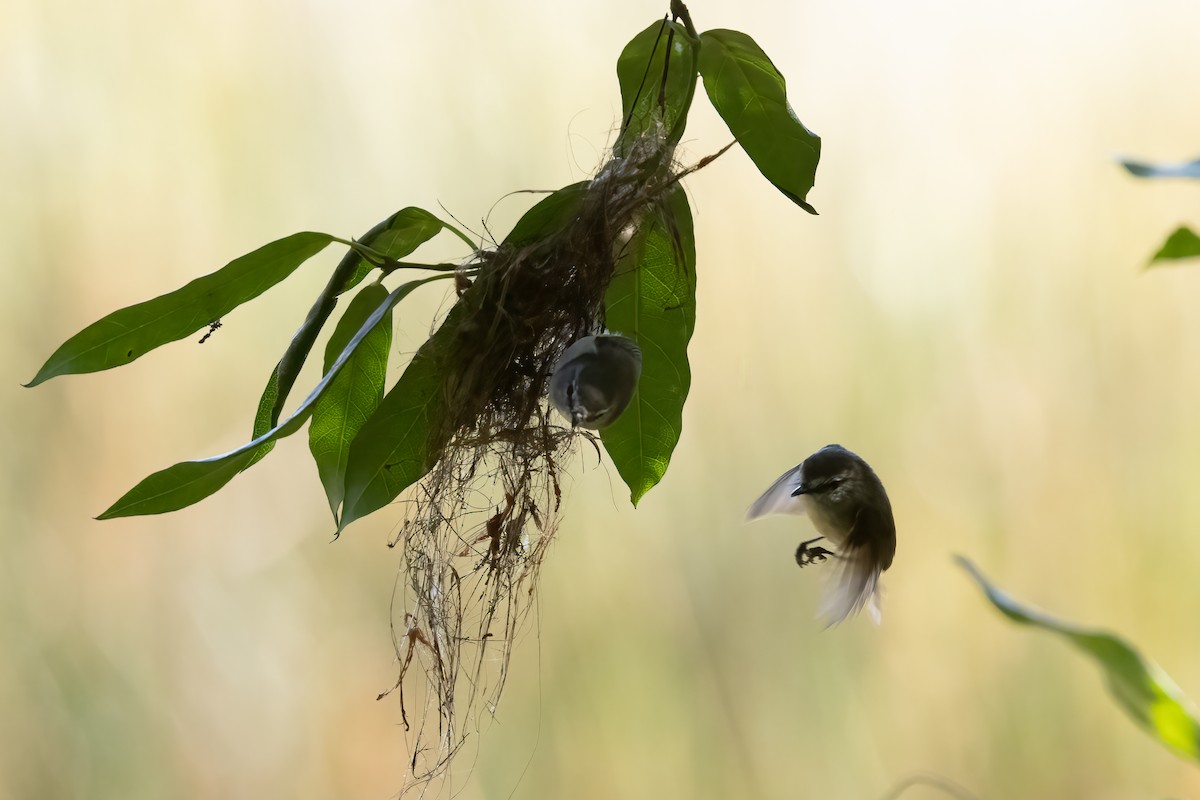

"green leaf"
[26,232,335,387]
[615,19,699,155]
[957,556,1200,763]
[1120,157,1200,180]
[243,366,283,471]
[308,283,393,520]
[600,185,696,505]
[1150,226,1200,264]
[697,29,822,215]
[267,207,464,426]
[502,183,590,247]
[337,304,465,533]
[97,276,445,519]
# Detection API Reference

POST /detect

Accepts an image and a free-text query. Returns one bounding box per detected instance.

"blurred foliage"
[1120,155,1200,264]
[960,557,1200,764]
[1150,226,1200,263]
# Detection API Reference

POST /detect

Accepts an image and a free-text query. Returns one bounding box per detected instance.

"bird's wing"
[597,334,642,369]
[745,465,806,521]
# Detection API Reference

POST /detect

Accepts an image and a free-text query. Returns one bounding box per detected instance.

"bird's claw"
[795,537,835,568]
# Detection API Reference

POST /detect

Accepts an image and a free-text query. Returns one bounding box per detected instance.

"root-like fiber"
[385,127,685,791]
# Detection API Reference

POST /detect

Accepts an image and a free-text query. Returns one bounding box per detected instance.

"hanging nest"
[380,126,689,790]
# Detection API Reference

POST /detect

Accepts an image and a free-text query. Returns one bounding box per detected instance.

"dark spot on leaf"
[127,350,134,358]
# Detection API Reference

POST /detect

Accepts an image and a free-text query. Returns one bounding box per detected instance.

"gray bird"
[548,334,642,429]
[746,445,897,626]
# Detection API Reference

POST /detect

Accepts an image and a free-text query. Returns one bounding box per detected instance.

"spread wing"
[745,465,806,521]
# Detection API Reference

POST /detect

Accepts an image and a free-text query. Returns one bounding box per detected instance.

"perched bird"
[548,334,642,430]
[746,444,897,627]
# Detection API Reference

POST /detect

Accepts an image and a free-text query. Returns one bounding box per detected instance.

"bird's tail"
[819,546,884,627]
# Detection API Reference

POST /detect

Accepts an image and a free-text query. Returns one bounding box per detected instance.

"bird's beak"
[790,484,809,497]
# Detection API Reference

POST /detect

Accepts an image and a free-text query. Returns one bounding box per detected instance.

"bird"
[548,334,642,430]
[746,444,896,627]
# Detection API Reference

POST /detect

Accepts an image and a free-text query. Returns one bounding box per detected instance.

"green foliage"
[601,186,697,505]
[31,5,823,523]
[697,29,822,214]
[501,183,590,247]
[1120,154,1200,266]
[615,19,698,155]
[1150,226,1200,264]
[265,208,463,426]
[97,276,447,519]
[958,557,1200,763]
[337,306,460,533]
[26,232,335,387]
[308,283,394,519]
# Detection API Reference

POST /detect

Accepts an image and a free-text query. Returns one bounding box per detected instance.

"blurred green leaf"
[309,283,393,521]
[697,29,821,214]
[1150,226,1200,264]
[502,183,590,247]
[1120,157,1200,180]
[337,305,464,533]
[267,207,464,426]
[615,19,698,155]
[601,185,696,506]
[26,232,335,387]
[957,556,1200,763]
[98,276,444,519]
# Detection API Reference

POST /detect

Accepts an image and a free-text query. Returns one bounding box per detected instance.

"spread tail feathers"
[819,546,884,627]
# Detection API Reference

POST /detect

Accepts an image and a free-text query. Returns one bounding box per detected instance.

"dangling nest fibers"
[382,128,685,791]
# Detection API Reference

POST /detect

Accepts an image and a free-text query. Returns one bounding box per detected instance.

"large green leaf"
[1150,226,1200,264]
[1120,157,1200,180]
[601,186,696,505]
[502,182,591,247]
[308,283,393,520]
[97,276,445,519]
[697,29,821,215]
[337,305,465,533]
[267,207,463,425]
[958,557,1200,763]
[26,232,335,387]
[615,19,698,155]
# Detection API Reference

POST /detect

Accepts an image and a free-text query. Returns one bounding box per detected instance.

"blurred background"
[4,0,1200,797]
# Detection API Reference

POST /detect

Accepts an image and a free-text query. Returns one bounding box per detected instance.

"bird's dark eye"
[813,478,842,494]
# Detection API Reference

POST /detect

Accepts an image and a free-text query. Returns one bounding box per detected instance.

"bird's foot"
[795,537,836,568]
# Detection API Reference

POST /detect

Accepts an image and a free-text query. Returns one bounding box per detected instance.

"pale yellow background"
[4,0,1200,797]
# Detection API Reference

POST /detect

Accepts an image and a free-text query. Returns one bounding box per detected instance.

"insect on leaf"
[26,232,335,387]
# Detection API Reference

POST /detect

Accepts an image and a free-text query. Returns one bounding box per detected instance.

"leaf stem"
[331,237,467,275]
[666,140,737,187]
[435,217,480,251]
[670,0,699,41]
